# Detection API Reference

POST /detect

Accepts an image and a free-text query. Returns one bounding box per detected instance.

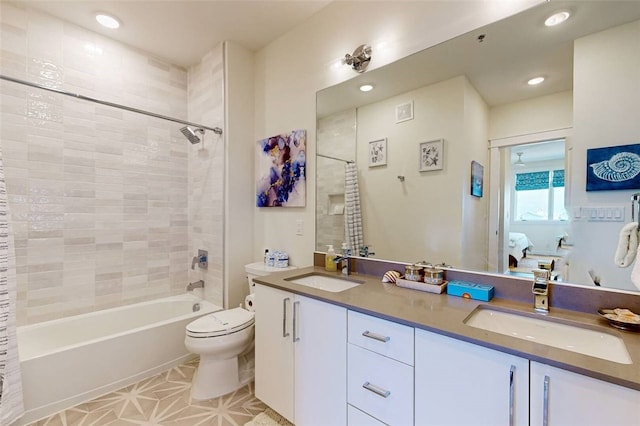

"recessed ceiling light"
[96,13,120,29]
[359,84,374,92]
[527,76,545,86]
[545,11,570,27]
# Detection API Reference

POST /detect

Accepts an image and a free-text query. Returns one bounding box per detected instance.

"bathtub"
[16,293,221,425]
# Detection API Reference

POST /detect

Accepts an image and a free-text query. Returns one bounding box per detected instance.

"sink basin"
[286,273,363,293]
[464,307,632,364]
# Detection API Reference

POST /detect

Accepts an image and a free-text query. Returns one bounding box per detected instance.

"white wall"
[225,41,256,309]
[254,0,542,266]
[489,91,573,140]
[570,20,640,291]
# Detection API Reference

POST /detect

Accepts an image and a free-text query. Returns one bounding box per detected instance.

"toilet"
[184,261,295,400]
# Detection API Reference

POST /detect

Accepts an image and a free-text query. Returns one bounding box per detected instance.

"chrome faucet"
[187,280,205,291]
[191,250,208,270]
[532,269,550,313]
[333,255,351,275]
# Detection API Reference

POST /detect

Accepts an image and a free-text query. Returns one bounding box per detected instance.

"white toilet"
[184,261,295,400]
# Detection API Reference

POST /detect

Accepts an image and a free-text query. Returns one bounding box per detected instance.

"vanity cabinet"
[415,328,529,426]
[530,362,640,425]
[347,310,414,425]
[254,284,347,426]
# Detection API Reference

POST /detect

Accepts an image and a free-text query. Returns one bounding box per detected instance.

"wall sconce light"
[345,44,372,73]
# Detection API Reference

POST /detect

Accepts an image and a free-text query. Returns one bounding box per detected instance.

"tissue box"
[447,280,494,301]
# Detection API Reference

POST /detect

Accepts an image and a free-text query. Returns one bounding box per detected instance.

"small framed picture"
[369,138,387,167]
[419,139,444,172]
[471,160,484,197]
[395,101,414,123]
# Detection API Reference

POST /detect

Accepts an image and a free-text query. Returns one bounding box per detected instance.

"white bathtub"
[16,293,221,425]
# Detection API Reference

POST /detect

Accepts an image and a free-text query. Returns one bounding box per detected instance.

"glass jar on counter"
[404,264,423,281]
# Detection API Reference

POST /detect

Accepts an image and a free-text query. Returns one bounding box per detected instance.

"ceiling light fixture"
[545,11,570,27]
[514,152,526,167]
[527,76,545,86]
[359,84,374,92]
[345,44,372,73]
[96,13,120,29]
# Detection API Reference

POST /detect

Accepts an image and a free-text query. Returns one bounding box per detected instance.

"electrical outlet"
[296,220,304,235]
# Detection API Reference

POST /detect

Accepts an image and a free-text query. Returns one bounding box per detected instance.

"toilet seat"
[186,307,255,338]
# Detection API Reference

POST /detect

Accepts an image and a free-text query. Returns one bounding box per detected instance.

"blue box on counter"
[447,280,494,301]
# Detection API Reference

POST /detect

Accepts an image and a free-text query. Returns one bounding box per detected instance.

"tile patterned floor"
[29,358,268,426]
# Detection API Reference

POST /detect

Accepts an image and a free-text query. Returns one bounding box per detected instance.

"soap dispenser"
[325,245,337,272]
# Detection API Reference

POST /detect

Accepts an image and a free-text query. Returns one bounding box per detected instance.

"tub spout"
[187,280,205,291]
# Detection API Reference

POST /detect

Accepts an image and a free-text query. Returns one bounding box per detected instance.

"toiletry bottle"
[340,243,350,274]
[325,245,337,272]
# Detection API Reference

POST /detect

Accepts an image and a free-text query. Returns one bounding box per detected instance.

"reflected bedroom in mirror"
[315,1,640,294]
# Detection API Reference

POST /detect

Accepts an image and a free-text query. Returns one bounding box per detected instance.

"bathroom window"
[514,170,568,221]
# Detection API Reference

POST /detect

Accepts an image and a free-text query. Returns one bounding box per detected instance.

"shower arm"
[0,74,223,135]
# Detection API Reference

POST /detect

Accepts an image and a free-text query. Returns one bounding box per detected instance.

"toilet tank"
[245,262,297,293]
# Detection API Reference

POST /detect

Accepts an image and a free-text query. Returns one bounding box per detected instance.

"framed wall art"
[395,101,414,123]
[471,160,484,197]
[419,139,444,172]
[368,138,387,167]
[586,143,640,191]
[256,129,306,207]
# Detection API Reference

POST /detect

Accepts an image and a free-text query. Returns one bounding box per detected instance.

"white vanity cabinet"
[415,328,530,426]
[254,284,347,426]
[347,310,415,425]
[530,362,640,425]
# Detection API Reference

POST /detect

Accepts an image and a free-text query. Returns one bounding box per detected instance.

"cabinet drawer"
[348,310,414,365]
[348,404,387,426]
[348,344,413,425]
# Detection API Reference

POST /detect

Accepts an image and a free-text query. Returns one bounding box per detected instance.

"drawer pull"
[362,381,391,398]
[362,330,390,343]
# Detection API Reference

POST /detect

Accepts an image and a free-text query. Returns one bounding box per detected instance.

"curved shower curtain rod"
[0,74,223,135]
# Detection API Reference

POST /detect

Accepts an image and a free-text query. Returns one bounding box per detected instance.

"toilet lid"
[186,308,255,338]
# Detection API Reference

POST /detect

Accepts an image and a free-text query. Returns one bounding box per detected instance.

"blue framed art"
[586,143,640,191]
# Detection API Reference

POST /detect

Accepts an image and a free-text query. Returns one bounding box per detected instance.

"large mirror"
[316,1,640,293]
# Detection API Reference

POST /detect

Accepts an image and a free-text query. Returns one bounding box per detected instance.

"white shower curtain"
[0,149,24,425]
[344,162,363,255]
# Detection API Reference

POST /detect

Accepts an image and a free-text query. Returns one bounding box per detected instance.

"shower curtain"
[344,162,364,255]
[0,149,24,425]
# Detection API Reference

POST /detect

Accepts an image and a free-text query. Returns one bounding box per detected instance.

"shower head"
[180,126,205,144]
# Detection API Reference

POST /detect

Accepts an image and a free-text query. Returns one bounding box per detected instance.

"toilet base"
[191,355,250,400]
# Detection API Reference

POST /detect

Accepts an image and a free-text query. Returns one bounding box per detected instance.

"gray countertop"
[254,266,640,391]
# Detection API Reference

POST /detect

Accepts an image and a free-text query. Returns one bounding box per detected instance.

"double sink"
[284,272,632,365]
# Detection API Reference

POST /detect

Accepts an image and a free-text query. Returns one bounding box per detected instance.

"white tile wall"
[0,3,224,324]
[316,109,357,251]
[187,46,225,308]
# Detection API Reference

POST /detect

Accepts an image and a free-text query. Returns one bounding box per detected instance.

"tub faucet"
[334,255,351,275]
[532,269,550,313]
[187,280,205,291]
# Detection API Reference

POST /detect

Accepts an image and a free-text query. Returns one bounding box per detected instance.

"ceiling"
[13,0,331,68]
[317,1,640,116]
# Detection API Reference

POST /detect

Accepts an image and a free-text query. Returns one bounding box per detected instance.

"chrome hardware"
[362,330,390,343]
[282,298,290,338]
[191,249,208,270]
[532,269,550,313]
[344,44,372,73]
[186,280,204,291]
[362,381,391,398]
[192,303,201,312]
[293,301,300,342]
[509,365,516,426]
[543,375,550,426]
[333,255,351,275]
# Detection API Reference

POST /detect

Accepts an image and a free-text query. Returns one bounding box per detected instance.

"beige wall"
[570,20,640,291]
[253,0,542,267]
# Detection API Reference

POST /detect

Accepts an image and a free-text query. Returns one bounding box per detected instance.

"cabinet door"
[254,284,294,422]
[415,329,529,426]
[530,362,640,426]
[294,294,347,426]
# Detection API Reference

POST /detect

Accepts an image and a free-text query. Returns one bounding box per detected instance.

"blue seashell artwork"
[586,143,640,191]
